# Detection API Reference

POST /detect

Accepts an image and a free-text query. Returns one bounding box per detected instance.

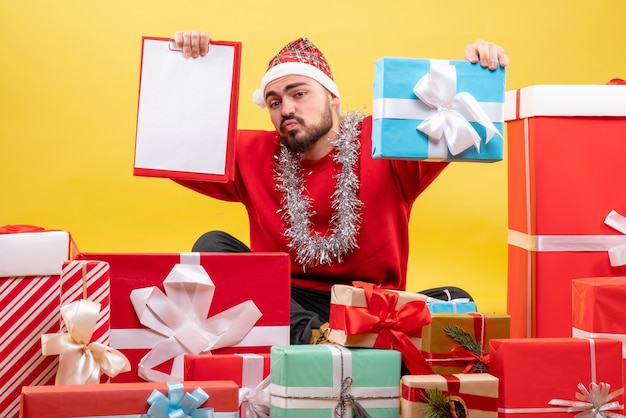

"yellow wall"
[2,0,624,314]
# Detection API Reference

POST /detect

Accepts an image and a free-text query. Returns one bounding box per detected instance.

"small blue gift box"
[372,57,506,162]
[427,300,477,314]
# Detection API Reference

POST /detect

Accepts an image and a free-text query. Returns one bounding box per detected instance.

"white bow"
[130,263,262,381]
[413,61,501,156]
[239,376,271,418]
[549,382,625,417]
[605,210,626,267]
[41,299,130,385]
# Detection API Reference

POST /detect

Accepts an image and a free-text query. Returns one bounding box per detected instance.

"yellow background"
[1,1,624,314]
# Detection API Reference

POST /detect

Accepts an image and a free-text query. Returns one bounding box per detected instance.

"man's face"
[264,75,337,154]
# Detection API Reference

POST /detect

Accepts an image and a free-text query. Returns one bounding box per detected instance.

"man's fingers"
[199,32,211,56]
[173,31,184,49]
[182,31,192,57]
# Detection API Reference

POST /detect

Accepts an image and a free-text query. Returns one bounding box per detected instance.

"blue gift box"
[427,300,477,314]
[372,57,506,162]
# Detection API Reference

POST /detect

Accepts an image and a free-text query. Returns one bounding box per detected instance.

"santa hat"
[252,37,340,108]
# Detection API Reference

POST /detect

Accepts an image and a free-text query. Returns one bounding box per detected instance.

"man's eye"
[295,91,306,97]
[269,100,280,108]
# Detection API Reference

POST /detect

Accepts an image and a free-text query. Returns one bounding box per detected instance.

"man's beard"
[278,105,334,154]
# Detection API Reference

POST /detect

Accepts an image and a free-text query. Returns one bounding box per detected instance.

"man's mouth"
[282,119,298,130]
[281,115,303,131]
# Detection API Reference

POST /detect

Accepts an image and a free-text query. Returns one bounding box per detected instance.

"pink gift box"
[76,252,291,382]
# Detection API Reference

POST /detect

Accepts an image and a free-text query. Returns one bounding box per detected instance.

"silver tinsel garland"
[274,112,365,269]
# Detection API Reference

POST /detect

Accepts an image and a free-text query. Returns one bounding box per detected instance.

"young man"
[172,31,508,344]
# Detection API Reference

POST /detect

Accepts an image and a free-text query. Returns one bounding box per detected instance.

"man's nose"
[280,98,295,116]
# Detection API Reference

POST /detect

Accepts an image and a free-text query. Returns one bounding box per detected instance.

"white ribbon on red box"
[508,210,626,267]
[126,258,263,382]
[238,354,270,418]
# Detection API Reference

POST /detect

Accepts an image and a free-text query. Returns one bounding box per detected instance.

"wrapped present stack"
[11,53,626,418]
[504,83,626,338]
[1,226,70,418]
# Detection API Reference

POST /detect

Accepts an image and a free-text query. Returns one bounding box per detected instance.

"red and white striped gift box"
[60,260,110,345]
[0,275,61,418]
[0,226,73,418]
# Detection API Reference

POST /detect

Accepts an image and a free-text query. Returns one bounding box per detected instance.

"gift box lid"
[504,84,626,120]
[0,228,71,276]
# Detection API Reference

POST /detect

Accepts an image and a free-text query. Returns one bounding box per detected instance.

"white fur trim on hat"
[252,62,340,108]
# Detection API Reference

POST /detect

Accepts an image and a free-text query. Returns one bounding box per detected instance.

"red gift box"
[60,260,110,345]
[572,277,626,390]
[0,226,73,418]
[490,337,624,416]
[20,380,239,417]
[185,353,271,418]
[505,85,626,338]
[327,282,433,375]
[76,252,291,383]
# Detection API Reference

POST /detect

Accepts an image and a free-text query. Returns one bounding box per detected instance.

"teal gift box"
[270,344,401,418]
[372,57,506,162]
[427,300,477,313]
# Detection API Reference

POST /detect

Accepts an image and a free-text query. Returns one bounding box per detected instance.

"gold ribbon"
[41,299,130,385]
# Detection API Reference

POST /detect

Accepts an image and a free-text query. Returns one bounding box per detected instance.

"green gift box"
[270,344,401,417]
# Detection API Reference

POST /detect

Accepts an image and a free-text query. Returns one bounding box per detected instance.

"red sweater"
[176,116,448,292]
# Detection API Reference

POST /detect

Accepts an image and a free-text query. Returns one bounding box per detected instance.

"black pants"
[191,231,474,345]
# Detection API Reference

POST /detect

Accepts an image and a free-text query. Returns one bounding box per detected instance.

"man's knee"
[191,230,251,252]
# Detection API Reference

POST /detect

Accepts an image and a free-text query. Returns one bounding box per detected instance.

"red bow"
[0,224,47,234]
[450,346,491,373]
[341,282,433,375]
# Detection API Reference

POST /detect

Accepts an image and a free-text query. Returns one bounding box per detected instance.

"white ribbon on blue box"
[372,57,506,162]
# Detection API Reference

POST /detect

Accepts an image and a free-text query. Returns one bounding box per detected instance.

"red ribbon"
[450,347,491,374]
[332,281,433,375]
[607,78,626,85]
[0,224,47,234]
[401,375,497,412]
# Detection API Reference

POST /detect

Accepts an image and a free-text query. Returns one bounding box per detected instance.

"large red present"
[185,353,271,418]
[490,337,624,416]
[572,277,626,390]
[20,380,239,417]
[75,252,291,383]
[505,84,626,338]
[0,226,71,418]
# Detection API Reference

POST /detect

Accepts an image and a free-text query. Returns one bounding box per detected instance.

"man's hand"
[464,39,509,70]
[173,30,212,58]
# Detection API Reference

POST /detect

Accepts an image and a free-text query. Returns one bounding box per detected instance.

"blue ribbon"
[145,382,214,418]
